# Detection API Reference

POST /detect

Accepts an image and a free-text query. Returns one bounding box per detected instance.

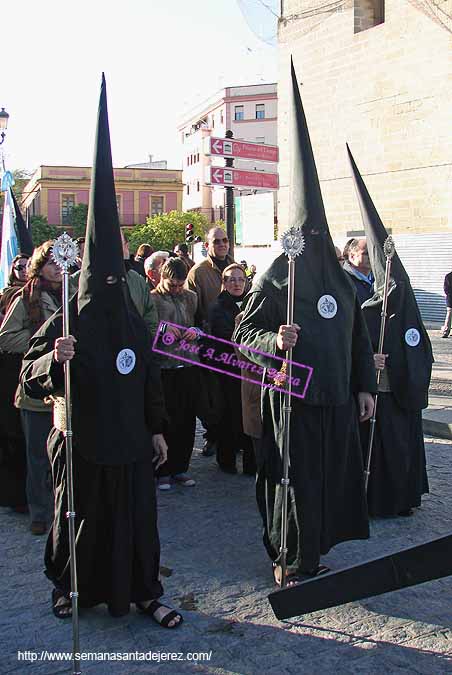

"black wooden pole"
[225,129,234,260]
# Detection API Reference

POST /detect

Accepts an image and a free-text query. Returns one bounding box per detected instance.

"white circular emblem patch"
[317,295,337,319]
[116,348,136,375]
[405,328,420,347]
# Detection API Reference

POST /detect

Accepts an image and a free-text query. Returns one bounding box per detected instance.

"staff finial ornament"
[281,225,305,259]
[383,235,395,260]
[52,232,79,272]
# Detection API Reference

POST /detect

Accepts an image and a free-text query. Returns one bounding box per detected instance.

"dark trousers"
[216,374,256,474]
[21,409,53,522]
[158,367,197,477]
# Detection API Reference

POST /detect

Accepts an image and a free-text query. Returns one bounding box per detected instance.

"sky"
[1,0,278,174]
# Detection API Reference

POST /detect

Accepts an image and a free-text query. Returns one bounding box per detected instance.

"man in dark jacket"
[440,271,452,337]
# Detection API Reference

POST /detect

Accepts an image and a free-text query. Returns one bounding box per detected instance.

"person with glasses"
[208,264,256,475]
[0,241,63,535]
[187,227,234,328]
[0,253,31,320]
[187,227,234,457]
[151,257,199,490]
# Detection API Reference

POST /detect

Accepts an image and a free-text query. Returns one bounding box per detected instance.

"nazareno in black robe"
[346,144,432,517]
[359,282,431,516]
[21,298,167,617]
[234,233,377,575]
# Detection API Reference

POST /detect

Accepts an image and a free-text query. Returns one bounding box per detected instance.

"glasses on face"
[213,237,229,245]
[225,276,246,284]
[14,264,27,271]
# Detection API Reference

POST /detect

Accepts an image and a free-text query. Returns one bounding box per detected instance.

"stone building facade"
[277,0,452,320]
[278,0,452,237]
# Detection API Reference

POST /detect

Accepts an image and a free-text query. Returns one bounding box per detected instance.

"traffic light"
[185,222,194,243]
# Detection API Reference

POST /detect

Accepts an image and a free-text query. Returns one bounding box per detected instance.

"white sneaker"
[158,477,171,491]
[173,473,196,487]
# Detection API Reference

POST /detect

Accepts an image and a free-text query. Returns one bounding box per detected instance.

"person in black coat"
[208,264,256,475]
[440,271,452,337]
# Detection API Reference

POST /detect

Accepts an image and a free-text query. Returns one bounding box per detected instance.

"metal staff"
[364,235,396,492]
[279,226,305,587]
[52,233,81,675]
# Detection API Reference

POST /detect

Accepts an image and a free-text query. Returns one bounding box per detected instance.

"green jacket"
[0,291,61,412]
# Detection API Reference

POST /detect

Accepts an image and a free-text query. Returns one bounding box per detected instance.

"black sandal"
[302,564,330,578]
[273,562,330,587]
[136,600,183,629]
[52,588,72,619]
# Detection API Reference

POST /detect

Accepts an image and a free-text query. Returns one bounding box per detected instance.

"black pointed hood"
[11,190,33,256]
[287,57,329,235]
[346,143,410,296]
[250,59,375,406]
[72,74,154,464]
[347,144,432,409]
[78,73,126,313]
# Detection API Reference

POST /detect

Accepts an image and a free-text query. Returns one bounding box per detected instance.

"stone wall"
[277,0,452,238]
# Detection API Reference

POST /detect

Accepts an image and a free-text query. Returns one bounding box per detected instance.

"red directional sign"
[205,137,279,163]
[205,167,279,190]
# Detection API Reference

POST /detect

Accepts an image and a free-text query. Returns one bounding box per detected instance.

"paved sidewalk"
[423,328,452,440]
[1,429,451,674]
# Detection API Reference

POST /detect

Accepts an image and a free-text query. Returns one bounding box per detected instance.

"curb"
[422,416,452,441]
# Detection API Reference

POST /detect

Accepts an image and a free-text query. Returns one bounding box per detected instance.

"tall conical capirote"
[287,57,328,234]
[244,58,372,407]
[73,74,153,465]
[10,190,33,256]
[78,72,126,314]
[346,143,432,410]
[346,143,411,296]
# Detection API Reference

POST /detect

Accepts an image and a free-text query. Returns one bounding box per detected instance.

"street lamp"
[0,107,10,145]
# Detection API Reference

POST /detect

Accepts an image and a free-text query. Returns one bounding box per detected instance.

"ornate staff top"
[383,235,395,260]
[52,232,79,272]
[281,225,305,259]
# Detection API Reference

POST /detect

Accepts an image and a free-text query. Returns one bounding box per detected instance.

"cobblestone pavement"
[1,423,451,675]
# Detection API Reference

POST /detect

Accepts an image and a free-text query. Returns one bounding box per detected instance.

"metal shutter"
[395,233,452,324]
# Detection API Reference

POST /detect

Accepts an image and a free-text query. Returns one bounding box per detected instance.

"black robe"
[21,302,167,616]
[234,243,377,573]
[360,285,430,516]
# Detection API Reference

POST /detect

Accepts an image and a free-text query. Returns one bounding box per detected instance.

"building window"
[116,194,121,215]
[220,110,224,124]
[212,115,215,128]
[255,104,265,119]
[256,137,265,144]
[197,181,200,192]
[187,185,190,195]
[354,0,384,33]
[234,105,244,121]
[61,193,75,225]
[151,196,164,216]
[196,153,200,162]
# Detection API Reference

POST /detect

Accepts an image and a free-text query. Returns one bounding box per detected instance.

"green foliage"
[128,211,210,252]
[12,168,33,204]
[68,203,89,238]
[30,216,58,247]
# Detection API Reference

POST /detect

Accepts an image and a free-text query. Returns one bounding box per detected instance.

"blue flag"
[0,188,19,289]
